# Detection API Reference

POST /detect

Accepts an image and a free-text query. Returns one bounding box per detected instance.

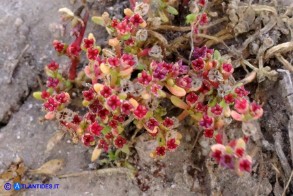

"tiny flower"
[89,100,103,113]
[151,84,162,97]
[195,102,207,112]
[198,0,206,6]
[107,95,121,110]
[235,148,244,158]
[208,69,223,82]
[121,101,134,115]
[191,58,204,71]
[204,129,214,138]
[105,132,114,140]
[199,115,214,129]
[211,144,225,162]
[167,138,178,150]
[133,105,148,119]
[193,46,208,59]
[114,136,127,148]
[83,38,94,49]
[83,89,95,101]
[98,139,109,152]
[149,45,163,59]
[163,117,174,127]
[136,29,148,41]
[53,40,65,53]
[47,77,59,88]
[109,119,118,128]
[176,76,192,89]
[100,86,112,98]
[121,54,136,67]
[44,98,58,111]
[234,98,249,114]
[249,102,263,119]
[211,104,223,116]
[156,146,166,156]
[198,13,208,25]
[56,92,69,104]
[235,86,249,97]
[72,115,82,124]
[129,14,144,26]
[146,118,159,130]
[221,63,234,77]
[87,47,99,60]
[215,134,223,144]
[113,115,125,123]
[224,94,235,104]
[82,133,95,146]
[85,112,96,123]
[89,122,103,136]
[134,2,149,16]
[67,44,81,57]
[186,92,198,106]
[41,91,50,99]
[220,154,234,169]
[98,109,110,120]
[137,71,152,85]
[239,157,252,172]
[116,20,132,35]
[108,57,120,67]
[47,61,59,71]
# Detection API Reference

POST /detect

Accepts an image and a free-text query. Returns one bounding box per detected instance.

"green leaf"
[33,92,43,100]
[170,96,189,109]
[136,64,146,70]
[159,10,169,23]
[92,16,105,26]
[121,33,131,40]
[102,126,111,135]
[166,6,178,15]
[108,151,116,161]
[213,50,221,60]
[121,145,130,155]
[186,13,197,24]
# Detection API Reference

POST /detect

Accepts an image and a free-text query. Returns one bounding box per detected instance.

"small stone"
[14,17,24,27]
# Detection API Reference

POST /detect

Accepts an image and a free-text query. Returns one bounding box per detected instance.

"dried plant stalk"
[276,54,293,72]
[265,42,293,60]
[288,117,293,166]
[273,132,291,176]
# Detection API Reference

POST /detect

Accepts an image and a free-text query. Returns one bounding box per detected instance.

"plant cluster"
[34,0,263,174]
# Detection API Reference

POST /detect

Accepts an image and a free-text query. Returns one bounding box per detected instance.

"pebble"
[14,17,24,27]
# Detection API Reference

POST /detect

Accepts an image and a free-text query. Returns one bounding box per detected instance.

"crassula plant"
[34,0,263,175]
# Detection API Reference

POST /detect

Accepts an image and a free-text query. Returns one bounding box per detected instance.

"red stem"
[68,11,89,80]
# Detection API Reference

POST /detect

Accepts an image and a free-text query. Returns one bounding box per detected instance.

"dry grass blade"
[46,130,65,153]
[148,30,168,46]
[29,159,64,175]
[288,116,293,166]
[58,167,134,179]
[273,132,292,177]
[282,170,293,196]
[205,34,233,48]
[239,5,277,15]
[236,71,257,85]
[265,42,293,60]
[150,25,191,32]
[276,54,293,72]
[199,17,228,30]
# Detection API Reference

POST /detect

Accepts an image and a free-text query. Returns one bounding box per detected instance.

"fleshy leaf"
[166,6,178,15]
[170,96,189,109]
